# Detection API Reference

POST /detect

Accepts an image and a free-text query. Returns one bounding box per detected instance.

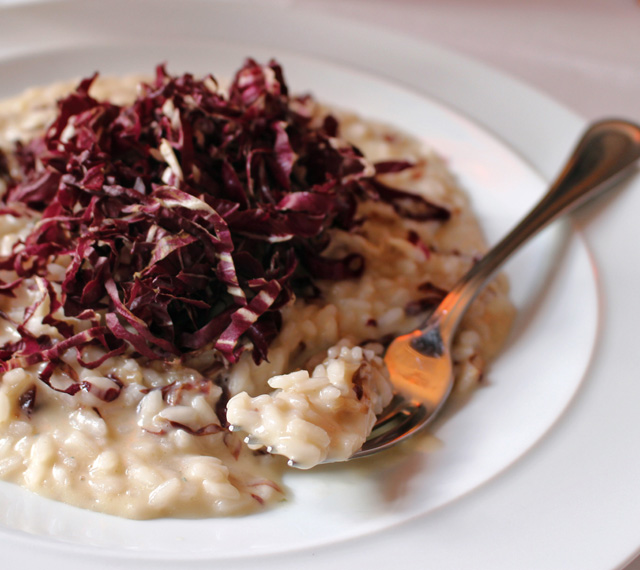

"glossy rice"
[0,76,514,518]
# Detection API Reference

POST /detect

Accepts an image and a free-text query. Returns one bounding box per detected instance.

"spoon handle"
[419,119,640,346]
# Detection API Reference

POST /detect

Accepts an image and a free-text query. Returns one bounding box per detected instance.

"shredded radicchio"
[0,149,9,182]
[0,59,450,383]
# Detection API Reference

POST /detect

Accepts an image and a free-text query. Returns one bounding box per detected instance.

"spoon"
[353,118,640,459]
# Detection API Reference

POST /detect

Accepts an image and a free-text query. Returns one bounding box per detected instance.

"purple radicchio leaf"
[0,58,451,388]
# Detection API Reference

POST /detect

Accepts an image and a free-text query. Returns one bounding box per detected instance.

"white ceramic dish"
[0,1,638,569]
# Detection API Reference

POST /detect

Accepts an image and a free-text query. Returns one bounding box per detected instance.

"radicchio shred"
[0,59,450,385]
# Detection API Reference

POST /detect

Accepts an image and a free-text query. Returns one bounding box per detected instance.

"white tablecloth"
[0,0,638,567]
[299,0,640,125]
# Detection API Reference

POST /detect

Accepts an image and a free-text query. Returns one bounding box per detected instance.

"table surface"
[299,0,640,125]
[0,0,638,568]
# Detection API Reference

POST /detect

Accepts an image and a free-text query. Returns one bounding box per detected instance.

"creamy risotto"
[0,61,514,519]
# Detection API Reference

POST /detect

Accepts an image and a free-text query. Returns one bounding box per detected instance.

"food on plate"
[0,59,514,518]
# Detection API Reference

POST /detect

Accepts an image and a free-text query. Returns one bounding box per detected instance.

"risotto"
[0,60,514,519]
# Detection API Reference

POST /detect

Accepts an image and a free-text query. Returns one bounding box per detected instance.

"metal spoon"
[353,118,640,459]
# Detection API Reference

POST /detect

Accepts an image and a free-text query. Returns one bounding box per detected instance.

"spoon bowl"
[352,118,640,459]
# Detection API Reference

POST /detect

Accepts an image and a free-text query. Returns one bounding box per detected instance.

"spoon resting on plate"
[352,118,640,459]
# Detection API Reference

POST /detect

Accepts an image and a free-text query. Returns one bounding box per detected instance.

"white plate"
[0,2,638,569]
